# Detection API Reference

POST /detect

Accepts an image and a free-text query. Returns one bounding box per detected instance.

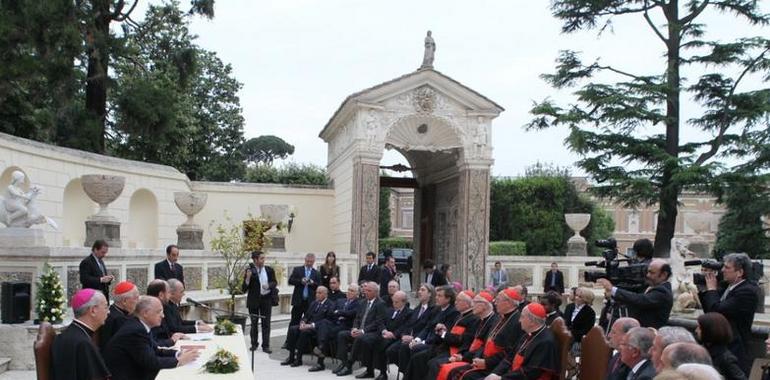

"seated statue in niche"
[0,170,57,229]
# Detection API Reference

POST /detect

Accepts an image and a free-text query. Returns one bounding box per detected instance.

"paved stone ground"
[0,315,390,380]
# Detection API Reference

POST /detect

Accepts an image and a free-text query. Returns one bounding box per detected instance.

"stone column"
[456,166,491,291]
[350,158,380,265]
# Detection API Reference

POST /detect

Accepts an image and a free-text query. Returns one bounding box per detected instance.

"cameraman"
[698,252,759,374]
[596,259,673,329]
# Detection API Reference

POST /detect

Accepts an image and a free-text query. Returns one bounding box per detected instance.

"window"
[401,210,413,229]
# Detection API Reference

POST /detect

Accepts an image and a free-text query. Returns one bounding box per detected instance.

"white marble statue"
[668,237,699,311]
[0,170,57,229]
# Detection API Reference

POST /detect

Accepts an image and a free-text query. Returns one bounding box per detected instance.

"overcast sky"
[174,0,767,177]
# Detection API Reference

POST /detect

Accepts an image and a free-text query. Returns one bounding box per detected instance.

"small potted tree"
[209,214,272,327]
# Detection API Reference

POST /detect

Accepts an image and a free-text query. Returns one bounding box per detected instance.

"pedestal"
[567,240,587,256]
[85,220,121,247]
[177,226,204,250]
[0,228,46,248]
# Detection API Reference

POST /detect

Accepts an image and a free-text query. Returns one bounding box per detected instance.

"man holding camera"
[698,252,759,374]
[597,259,673,329]
[242,250,277,353]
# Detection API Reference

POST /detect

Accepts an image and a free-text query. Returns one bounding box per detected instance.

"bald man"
[597,259,674,328]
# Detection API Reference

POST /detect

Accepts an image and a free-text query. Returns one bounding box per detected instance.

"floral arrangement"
[204,348,239,374]
[214,318,236,336]
[35,262,65,323]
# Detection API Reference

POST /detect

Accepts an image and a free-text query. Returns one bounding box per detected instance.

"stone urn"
[81,174,125,247]
[685,212,712,257]
[174,192,207,250]
[565,213,591,256]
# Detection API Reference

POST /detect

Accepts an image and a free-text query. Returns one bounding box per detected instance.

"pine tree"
[529,0,770,257]
[35,262,66,323]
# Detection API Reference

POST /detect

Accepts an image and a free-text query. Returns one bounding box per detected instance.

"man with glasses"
[698,252,759,374]
[597,259,673,329]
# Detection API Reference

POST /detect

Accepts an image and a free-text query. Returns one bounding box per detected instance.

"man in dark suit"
[400,285,459,380]
[358,251,381,285]
[146,280,185,347]
[288,253,321,327]
[371,290,412,380]
[166,279,212,334]
[153,244,184,284]
[379,256,398,297]
[543,262,565,294]
[281,286,335,370]
[699,252,760,374]
[242,250,278,353]
[99,281,140,352]
[335,282,388,377]
[103,296,200,380]
[618,327,656,380]
[597,259,674,329]
[316,282,360,358]
[79,239,113,301]
[606,318,640,380]
[423,259,447,287]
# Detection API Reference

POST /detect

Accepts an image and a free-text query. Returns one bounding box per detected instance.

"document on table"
[187,332,214,341]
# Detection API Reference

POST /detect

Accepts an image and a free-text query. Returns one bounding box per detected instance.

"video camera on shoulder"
[584,238,649,293]
[685,255,763,286]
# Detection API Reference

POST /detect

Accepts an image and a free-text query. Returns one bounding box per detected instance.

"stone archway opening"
[320,67,503,290]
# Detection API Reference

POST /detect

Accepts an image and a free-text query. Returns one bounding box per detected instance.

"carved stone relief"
[350,162,380,260]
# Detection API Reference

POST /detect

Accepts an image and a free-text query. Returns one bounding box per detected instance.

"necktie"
[362,301,373,327]
[303,268,310,299]
[392,309,399,319]
[551,272,556,286]
[170,262,175,273]
[97,258,106,276]
[417,305,426,319]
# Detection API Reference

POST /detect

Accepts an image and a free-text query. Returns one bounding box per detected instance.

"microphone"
[186,297,209,308]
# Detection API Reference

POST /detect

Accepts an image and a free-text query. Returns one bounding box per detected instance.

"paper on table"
[187,332,214,341]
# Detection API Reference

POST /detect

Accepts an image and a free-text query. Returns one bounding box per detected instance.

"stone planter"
[174,192,207,250]
[565,213,591,256]
[81,174,125,247]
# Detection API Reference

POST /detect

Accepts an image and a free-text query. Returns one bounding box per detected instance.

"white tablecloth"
[157,326,254,380]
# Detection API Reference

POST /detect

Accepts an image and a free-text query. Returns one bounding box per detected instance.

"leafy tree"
[714,175,770,258]
[0,1,83,145]
[528,1,770,257]
[242,135,295,166]
[490,174,613,256]
[379,187,392,239]
[244,162,328,186]
[110,3,245,181]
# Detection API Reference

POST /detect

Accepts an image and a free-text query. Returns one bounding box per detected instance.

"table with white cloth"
[157,326,254,380]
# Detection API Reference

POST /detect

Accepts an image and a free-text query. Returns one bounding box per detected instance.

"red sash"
[469,338,483,352]
[437,362,470,380]
[448,325,467,356]
[511,353,525,370]
[482,338,503,358]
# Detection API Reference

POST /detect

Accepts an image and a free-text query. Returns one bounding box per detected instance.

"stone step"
[0,358,10,375]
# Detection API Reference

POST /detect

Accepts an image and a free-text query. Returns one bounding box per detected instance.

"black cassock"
[495,326,559,380]
[51,320,111,380]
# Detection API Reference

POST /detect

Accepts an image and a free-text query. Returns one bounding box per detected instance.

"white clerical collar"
[630,359,648,374]
[139,319,152,333]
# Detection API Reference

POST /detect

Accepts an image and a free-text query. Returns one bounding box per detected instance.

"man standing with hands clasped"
[243,250,277,353]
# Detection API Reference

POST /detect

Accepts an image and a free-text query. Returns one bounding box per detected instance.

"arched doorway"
[320,69,503,289]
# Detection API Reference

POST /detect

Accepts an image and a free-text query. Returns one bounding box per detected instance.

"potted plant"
[209,214,272,327]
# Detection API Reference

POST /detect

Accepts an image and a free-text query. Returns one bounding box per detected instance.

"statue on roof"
[420,30,435,69]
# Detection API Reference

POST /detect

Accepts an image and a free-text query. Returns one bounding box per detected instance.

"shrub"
[489,241,526,256]
[379,237,413,252]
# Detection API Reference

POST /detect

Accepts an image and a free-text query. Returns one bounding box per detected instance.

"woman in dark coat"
[319,251,340,289]
[564,287,596,344]
[697,312,747,380]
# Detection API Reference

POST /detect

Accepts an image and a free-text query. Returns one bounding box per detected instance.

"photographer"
[698,252,759,374]
[596,259,673,329]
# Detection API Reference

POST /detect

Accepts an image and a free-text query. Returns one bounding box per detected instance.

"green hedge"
[379,237,413,252]
[489,241,526,256]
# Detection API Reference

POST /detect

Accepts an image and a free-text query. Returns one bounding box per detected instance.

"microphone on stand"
[186,297,210,309]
